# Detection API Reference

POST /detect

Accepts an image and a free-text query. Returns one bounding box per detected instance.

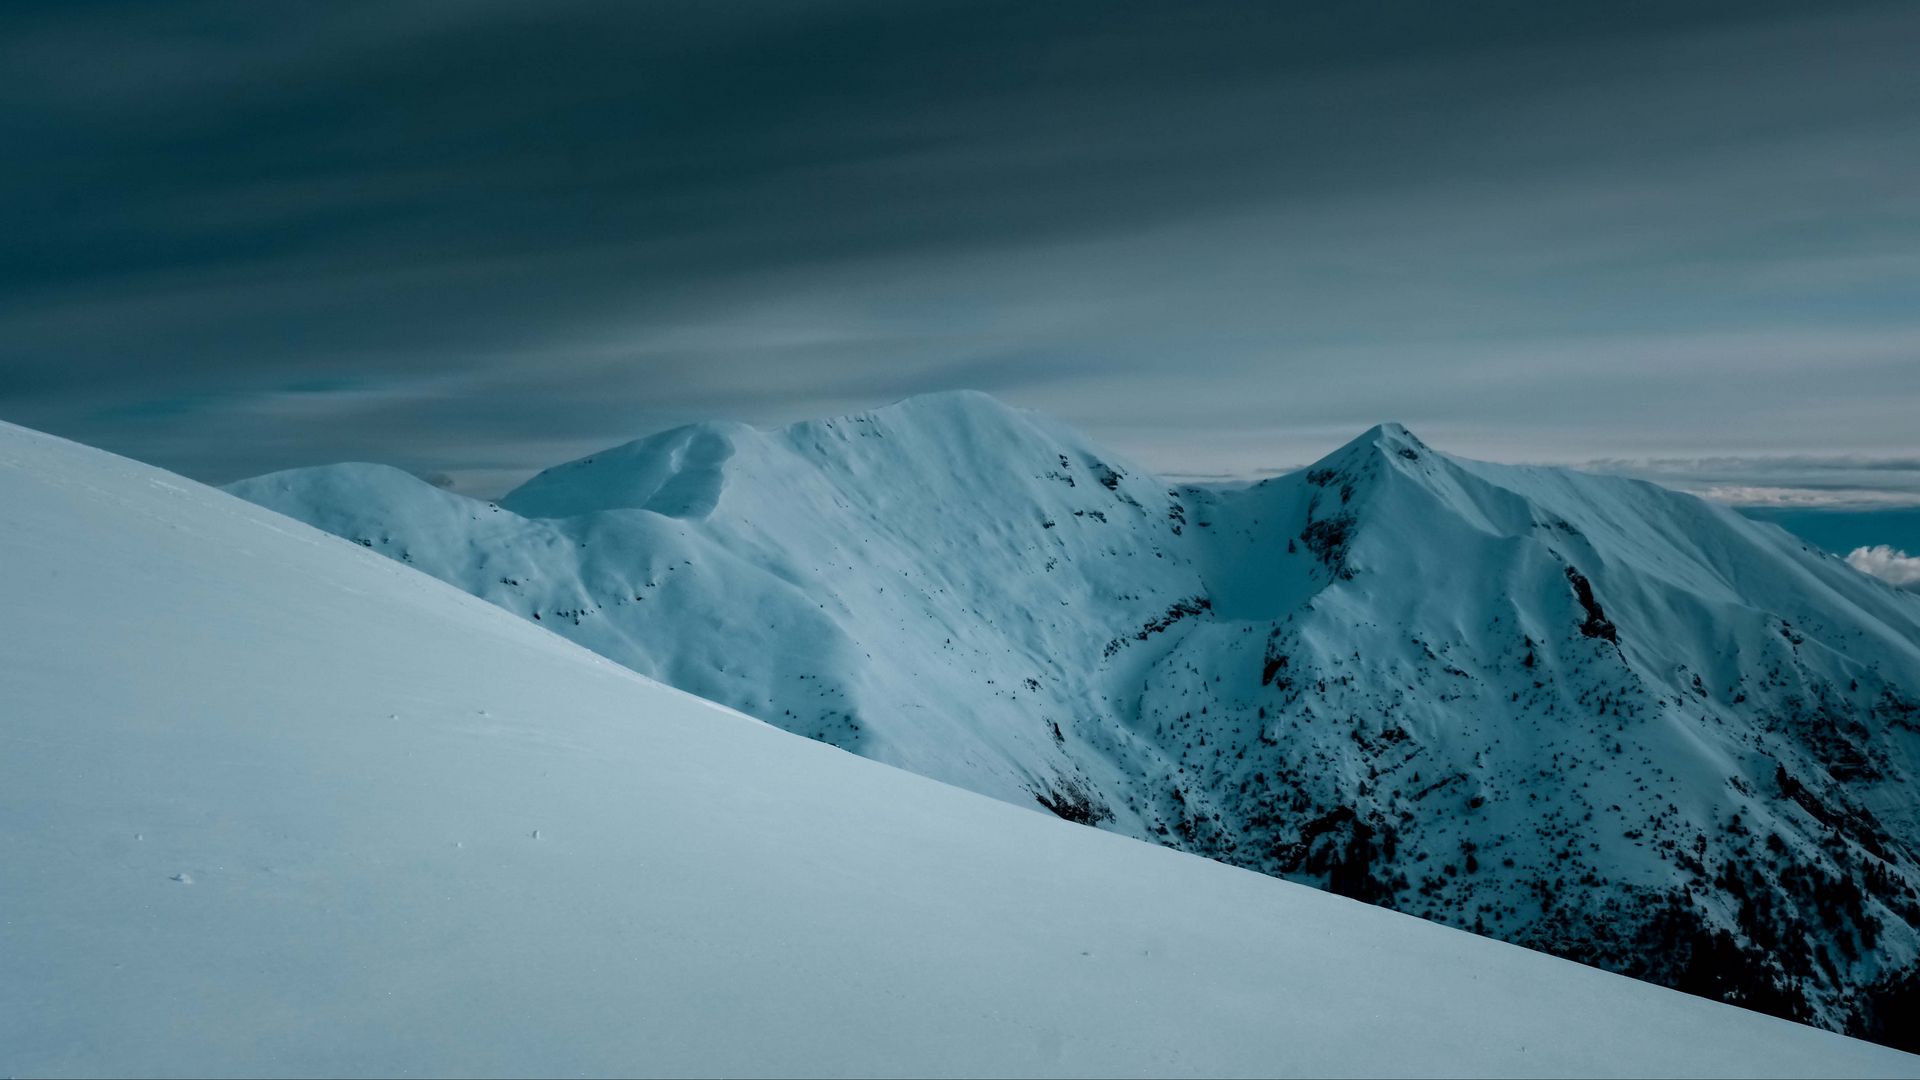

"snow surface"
[2,424,1914,1077]
[229,391,1920,1035]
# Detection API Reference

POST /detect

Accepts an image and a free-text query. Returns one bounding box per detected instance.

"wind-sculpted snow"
[17,421,1917,1077]
[231,391,1920,1044]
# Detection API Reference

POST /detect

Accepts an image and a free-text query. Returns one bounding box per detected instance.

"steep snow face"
[235,391,1195,806]
[14,422,1917,1078]
[229,392,1920,1041]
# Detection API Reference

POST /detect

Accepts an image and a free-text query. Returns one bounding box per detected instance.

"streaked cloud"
[1,1,1916,489]
[1694,487,1920,510]
[1579,455,1920,509]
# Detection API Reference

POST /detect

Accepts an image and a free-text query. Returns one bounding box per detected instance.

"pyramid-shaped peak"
[1362,421,1426,449]
[1310,421,1433,470]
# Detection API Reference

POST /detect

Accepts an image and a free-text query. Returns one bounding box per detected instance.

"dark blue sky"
[2,1,1917,503]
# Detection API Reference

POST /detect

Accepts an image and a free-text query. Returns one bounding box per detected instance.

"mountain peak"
[799,388,1038,440]
[501,420,748,519]
[498,391,1059,520]
[1289,422,1438,494]
[874,387,1016,415]
[1370,420,1420,444]
[1347,421,1428,458]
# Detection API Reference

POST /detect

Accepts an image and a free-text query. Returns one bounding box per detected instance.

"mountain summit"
[230,391,1920,1042]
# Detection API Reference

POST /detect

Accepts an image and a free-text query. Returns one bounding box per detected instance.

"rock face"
[230,391,1920,1043]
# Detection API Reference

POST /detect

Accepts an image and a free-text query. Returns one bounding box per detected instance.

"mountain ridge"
[32,414,1917,1075]
[228,391,1920,1043]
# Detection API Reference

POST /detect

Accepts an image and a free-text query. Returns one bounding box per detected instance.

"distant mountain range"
[230,390,1920,1045]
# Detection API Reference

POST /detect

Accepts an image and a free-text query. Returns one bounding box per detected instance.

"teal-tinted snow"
[230,392,1920,1039]
[19,418,1920,1077]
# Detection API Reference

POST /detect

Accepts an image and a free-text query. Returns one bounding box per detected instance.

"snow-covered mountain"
[14,420,1915,1077]
[228,391,1920,1043]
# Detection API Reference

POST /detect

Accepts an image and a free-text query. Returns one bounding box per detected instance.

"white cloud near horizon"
[1688,485,1920,510]
[1846,545,1920,589]
[1576,456,1920,510]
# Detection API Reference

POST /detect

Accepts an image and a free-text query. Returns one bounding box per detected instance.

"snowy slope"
[9,423,1913,1078]
[229,391,1920,1040]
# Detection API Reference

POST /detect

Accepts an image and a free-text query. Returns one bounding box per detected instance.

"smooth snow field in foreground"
[2,418,1913,1078]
